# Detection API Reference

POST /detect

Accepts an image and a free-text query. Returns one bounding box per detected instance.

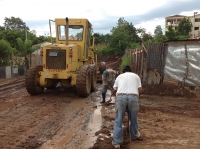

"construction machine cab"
[49,18,93,61]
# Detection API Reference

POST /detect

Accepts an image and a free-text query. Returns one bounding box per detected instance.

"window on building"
[194,27,199,30]
[195,18,200,22]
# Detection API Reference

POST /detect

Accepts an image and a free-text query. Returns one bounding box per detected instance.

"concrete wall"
[5,66,11,78]
[0,65,27,79]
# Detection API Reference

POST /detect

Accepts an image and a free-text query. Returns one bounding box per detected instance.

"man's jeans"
[112,94,140,145]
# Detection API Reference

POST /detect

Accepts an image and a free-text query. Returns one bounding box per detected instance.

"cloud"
[94,0,200,34]
[0,0,200,36]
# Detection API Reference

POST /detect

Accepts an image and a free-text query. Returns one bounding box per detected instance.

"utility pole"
[26,30,27,41]
[193,12,198,39]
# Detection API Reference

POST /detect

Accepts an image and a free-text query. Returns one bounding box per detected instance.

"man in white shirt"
[112,66,142,148]
[101,69,116,103]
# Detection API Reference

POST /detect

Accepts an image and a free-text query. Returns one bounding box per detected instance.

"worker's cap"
[103,70,109,78]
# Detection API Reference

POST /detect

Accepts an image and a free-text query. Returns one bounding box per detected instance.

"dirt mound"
[142,84,197,98]
[98,54,122,71]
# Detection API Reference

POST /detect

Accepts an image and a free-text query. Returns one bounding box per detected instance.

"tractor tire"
[25,65,44,95]
[99,62,106,73]
[76,65,91,97]
[89,64,97,92]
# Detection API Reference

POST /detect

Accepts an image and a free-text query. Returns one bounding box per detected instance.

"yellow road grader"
[25,17,105,97]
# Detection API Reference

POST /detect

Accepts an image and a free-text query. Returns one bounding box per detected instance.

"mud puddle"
[78,89,115,148]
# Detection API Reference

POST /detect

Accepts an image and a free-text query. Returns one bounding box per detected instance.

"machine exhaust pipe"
[65,17,69,45]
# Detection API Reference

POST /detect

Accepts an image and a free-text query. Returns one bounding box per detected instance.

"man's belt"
[117,93,138,97]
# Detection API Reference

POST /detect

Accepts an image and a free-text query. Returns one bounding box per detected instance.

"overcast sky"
[0,0,200,36]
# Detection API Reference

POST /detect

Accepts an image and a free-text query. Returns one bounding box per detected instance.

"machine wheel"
[76,65,91,97]
[89,64,97,92]
[99,62,106,73]
[25,65,44,95]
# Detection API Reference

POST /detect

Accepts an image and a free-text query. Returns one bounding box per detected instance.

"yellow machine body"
[40,18,95,86]
[25,18,98,97]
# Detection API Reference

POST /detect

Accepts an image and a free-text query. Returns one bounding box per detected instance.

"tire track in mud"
[0,55,122,149]
[0,80,99,149]
[0,77,25,90]
[0,77,25,100]
[0,92,64,149]
[39,91,103,149]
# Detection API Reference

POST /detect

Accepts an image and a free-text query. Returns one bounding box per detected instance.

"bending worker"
[112,66,143,148]
[101,68,116,103]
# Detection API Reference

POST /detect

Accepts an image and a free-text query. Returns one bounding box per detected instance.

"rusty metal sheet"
[163,77,179,86]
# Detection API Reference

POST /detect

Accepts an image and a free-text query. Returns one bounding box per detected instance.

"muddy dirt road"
[0,76,200,149]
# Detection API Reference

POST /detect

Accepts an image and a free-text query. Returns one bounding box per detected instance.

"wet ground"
[0,76,200,149]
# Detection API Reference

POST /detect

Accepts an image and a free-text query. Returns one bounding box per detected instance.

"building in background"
[165,13,200,39]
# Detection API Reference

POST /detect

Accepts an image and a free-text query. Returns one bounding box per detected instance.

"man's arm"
[105,85,116,95]
[138,87,142,97]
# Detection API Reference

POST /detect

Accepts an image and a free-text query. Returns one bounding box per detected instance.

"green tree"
[136,27,146,38]
[0,39,12,57]
[154,25,163,37]
[177,17,192,36]
[104,34,111,43]
[92,33,111,45]
[136,27,152,41]
[0,26,5,31]
[152,25,167,43]
[0,26,5,40]
[26,30,39,45]
[93,33,102,45]
[2,29,25,49]
[16,37,36,57]
[0,16,49,58]
[0,39,13,65]
[37,35,50,43]
[165,18,192,41]
[25,40,36,56]
[109,17,140,53]
[165,25,176,40]
[142,33,153,42]
[4,16,29,31]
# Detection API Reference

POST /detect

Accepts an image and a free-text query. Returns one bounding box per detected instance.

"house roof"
[164,38,200,43]
[165,15,186,18]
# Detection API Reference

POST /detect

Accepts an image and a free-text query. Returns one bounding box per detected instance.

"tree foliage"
[152,25,167,43]
[109,17,141,53]
[165,17,192,41]
[4,16,29,31]
[154,25,163,37]
[165,25,177,40]
[0,39,13,65]
[92,33,109,45]
[177,17,192,36]
[0,16,53,66]
[0,15,195,65]
[16,38,36,57]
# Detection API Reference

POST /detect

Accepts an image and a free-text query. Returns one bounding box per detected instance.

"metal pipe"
[65,17,69,45]
[49,19,53,44]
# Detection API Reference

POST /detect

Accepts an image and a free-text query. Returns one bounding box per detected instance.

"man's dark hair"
[122,66,132,73]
